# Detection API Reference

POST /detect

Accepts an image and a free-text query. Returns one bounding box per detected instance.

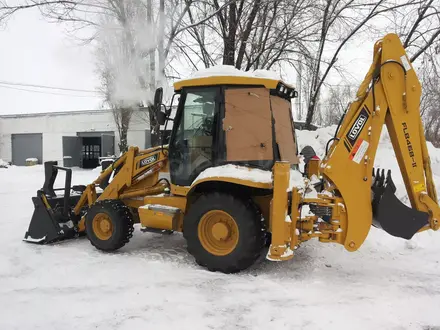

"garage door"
[12,133,43,166]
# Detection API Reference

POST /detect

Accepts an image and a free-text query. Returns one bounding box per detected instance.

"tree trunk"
[158,0,165,84]
[235,0,260,69]
[118,130,129,153]
[113,107,133,154]
[146,0,155,90]
[222,2,237,65]
[305,99,316,129]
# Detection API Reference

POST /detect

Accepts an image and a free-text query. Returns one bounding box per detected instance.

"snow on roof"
[193,164,272,185]
[189,65,282,80]
[174,65,295,90]
[192,163,311,191]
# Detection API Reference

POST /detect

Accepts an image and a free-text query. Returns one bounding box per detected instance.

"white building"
[0,109,151,168]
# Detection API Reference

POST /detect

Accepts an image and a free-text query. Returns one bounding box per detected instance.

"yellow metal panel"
[139,207,175,230]
[171,184,191,196]
[290,189,301,248]
[267,162,291,261]
[143,196,187,213]
[307,159,320,178]
[173,76,294,91]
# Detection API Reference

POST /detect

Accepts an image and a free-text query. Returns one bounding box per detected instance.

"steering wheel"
[194,117,213,137]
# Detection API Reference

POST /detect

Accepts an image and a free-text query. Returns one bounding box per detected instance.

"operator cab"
[154,75,299,187]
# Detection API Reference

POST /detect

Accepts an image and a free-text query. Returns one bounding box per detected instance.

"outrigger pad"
[372,169,429,239]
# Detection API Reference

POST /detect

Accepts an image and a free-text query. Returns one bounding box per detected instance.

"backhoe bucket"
[372,169,429,239]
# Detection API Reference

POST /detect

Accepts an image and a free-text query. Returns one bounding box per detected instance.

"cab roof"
[173,75,295,91]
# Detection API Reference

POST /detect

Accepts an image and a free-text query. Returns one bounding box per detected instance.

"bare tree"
[400,0,440,62]
[303,0,422,128]
[320,85,355,126]
[180,0,317,71]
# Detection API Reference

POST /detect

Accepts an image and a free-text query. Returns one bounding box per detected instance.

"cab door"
[168,87,220,186]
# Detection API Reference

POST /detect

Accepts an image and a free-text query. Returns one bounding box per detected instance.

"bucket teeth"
[372,168,386,188]
[372,168,396,191]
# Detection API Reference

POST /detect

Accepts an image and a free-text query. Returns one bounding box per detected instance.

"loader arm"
[73,146,169,230]
[321,33,440,250]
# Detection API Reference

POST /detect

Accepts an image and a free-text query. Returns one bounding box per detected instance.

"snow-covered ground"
[1,127,440,329]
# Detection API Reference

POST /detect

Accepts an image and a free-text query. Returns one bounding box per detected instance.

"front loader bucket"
[24,195,65,244]
[24,161,80,244]
[372,169,429,239]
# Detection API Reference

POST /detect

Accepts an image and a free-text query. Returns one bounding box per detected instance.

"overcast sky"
[0,8,102,115]
[0,7,375,116]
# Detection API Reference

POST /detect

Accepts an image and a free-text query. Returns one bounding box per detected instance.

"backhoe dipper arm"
[321,33,440,251]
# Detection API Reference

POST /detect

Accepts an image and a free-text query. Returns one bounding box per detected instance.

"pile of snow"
[296,125,337,157]
[184,64,284,82]
[0,159,9,168]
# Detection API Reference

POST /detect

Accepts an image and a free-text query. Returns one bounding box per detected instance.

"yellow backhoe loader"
[24,34,440,273]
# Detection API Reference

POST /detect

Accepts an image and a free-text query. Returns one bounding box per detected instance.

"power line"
[0,80,100,94]
[0,85,101,98]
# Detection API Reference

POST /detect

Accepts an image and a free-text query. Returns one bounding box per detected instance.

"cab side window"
[169,88,218,186]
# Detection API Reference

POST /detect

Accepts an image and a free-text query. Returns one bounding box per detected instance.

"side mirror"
[157,110,166,125]
[154,87,163,112]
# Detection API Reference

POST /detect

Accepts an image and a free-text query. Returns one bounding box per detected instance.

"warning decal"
[349,139,369,164]
[413,182,425,193]
[400,55,412,71]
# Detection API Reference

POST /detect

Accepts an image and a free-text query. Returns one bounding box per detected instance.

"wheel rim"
[92,213,113,240]
[198,210,239,256]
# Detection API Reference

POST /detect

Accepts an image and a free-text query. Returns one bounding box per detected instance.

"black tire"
[183,192,265,273]
[85,200,134,251]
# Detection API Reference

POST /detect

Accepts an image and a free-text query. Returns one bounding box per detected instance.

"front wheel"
[183,193,264,273]
[85,200,134,251]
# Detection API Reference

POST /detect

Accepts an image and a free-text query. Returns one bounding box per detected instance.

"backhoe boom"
[321,33,440,249]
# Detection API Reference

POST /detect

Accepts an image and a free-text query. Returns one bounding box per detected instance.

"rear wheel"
[85,200,134,251]
[184,193,264,273]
